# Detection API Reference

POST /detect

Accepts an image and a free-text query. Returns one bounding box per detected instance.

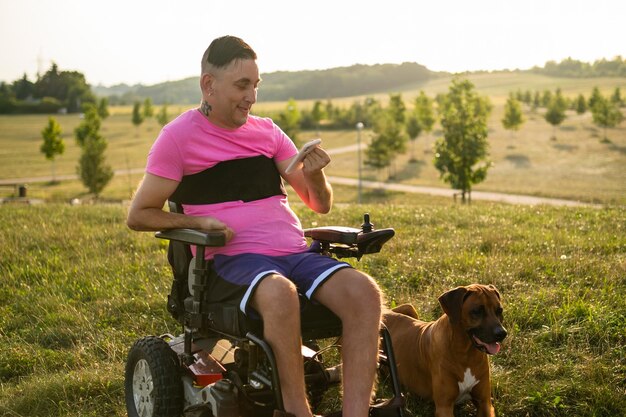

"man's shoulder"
[246,114,276,129]
[157,109,204,144]
[165,109,199,130]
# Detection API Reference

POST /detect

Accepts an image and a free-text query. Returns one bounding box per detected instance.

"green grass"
[0,202,624,416]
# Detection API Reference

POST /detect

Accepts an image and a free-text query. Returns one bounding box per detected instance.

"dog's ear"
[488,284,501,300]
[438,286,468,325]
[393,303,419,319]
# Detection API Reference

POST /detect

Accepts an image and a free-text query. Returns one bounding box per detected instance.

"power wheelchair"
[124,202,406,417]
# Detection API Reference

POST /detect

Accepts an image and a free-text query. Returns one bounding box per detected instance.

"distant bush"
[13,97,64,114]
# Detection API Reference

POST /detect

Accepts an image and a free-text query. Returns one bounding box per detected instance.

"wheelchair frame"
[124,204,406,417]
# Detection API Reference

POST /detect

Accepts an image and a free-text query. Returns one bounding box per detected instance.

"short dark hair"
[201,35,257,73]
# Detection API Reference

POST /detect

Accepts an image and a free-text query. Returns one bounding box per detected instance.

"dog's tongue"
[473,335,501,355]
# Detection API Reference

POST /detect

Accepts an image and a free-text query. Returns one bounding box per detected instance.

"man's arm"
[279,146,333,214]
[127,173,234,239]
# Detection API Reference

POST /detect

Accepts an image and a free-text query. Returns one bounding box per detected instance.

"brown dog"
[382,284,506,417]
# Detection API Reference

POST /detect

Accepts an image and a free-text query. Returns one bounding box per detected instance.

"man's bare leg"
[314,269,382,417]
[251,274,313,417]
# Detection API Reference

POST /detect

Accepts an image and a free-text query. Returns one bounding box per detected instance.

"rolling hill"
[92,61,442,104]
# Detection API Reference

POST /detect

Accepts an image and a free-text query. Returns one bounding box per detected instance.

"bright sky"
[1,0,624,87]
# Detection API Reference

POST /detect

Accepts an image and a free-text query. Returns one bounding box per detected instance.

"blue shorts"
[212,252,352,315]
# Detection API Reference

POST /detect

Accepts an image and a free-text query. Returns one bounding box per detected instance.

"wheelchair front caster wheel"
[125,336,183,417]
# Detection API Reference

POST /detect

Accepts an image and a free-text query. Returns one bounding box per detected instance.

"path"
[0,143,602,208]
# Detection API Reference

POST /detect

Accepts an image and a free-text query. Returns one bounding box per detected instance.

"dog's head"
[438,284,507,355]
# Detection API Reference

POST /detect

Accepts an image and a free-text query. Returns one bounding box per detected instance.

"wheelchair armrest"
[357,228,395,255]
[304,226,395,258]
[155,228,226,247]
[303,226,361,245]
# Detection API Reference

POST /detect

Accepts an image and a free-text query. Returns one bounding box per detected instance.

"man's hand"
[195,216,235,242]
[301,146,331,174]
[128,173,236,240]
[278,146,333,214]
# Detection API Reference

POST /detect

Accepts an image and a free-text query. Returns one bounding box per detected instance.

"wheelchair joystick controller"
[361,213,373,233]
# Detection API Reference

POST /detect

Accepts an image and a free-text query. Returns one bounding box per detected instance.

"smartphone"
[285,138,322,174]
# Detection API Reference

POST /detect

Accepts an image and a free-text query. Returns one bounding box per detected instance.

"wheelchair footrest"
[186,350,226,386]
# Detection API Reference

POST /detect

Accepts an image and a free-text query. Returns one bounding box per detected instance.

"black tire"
[125,336,184,417]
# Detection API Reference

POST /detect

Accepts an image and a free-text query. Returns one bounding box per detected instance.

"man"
[126,35,382,417]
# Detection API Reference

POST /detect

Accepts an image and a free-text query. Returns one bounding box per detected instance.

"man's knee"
[252,274,300,319]
[319,269,382,320]
[356,274,382,312]
[346,270,382,304]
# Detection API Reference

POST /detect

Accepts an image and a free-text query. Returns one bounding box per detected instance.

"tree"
[408,90,436,162]
[553,88,568,112]
[40,117,65,182]
[77,136,114,198]
[362,97,383,126]
[501,95,525,136]
[364,134,393,176]
[75,104,102,147]
[434,78,491,203]
[12,73,34,100]
[34,63,95,112]
[377,114,407,178]
[611,87,623,107]
[544,98,567,140]
[75,104,113,197]
[414,91,435,136]
[132,101,144,132]
[541,90,552,107]
[156,104,170,126]
[532,91,541,111]
[325,100,336,122]
[311,100,326,134]
[387,94,406,125]
[277,99,301,144]
[0,82,16,113]
[575,94,587,115]
[143,97,154,118]
[588,86,602,109]
[591,96,624,141]
[97,97,110,119]
[35,63,63,101]
[405,115,422,161]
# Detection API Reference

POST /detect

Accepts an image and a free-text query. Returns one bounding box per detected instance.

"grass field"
[0,72,625,415]
[1,72,624,205]
[0,202,624,416]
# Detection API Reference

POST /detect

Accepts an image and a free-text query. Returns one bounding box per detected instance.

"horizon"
[87,55,620,89]
[1,0,624,87]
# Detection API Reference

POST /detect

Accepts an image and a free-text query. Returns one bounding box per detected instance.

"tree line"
[3,57,623,112]
[531,56,626,78]
[91,57,626,105]
[501,86,624,141]
[0,63,95,114]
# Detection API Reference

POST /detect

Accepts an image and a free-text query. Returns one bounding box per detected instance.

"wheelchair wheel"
[125,336,184,417]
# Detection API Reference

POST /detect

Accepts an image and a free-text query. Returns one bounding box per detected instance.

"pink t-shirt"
[147,109,306,258]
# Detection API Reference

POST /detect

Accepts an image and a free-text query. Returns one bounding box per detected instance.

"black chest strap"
[169,155,286,205]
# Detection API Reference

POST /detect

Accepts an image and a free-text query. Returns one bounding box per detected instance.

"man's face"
[208,58,260,129]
